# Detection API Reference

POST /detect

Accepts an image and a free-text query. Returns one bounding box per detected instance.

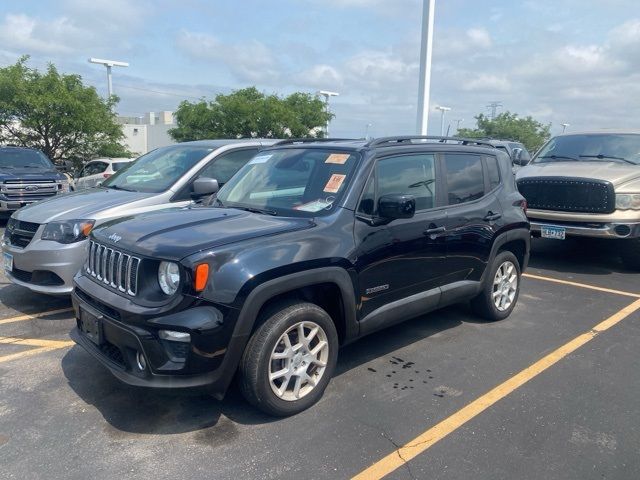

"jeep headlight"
[41,219,95,243]
[158,261,180,295]
[615,194,640,210]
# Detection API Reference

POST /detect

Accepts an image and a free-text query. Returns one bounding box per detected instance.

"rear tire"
[239,302,339,416]
[471,251,521,321]
[620,239,640,271]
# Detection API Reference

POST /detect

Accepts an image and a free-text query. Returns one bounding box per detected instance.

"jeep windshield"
[534,134,640,165]
[216,148,360,217]
[102,145,214,193]
[0,149,53,169]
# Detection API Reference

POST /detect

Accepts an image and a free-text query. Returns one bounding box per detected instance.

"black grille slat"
[6,221,40,249]
[517,177,615,214]
[86,241,140,296]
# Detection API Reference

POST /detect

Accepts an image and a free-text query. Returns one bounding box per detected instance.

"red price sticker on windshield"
[324,174,346,193]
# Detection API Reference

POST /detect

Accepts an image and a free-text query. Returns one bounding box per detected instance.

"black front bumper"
[71,277,247,398]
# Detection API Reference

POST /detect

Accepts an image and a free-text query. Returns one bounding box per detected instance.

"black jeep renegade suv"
[71,137,530,416]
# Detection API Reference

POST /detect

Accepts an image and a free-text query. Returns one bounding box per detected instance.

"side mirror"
[192,177,219,198]
[378,194,415,220]
[511,148,528,166]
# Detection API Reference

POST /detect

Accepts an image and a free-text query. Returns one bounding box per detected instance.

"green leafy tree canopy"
[169,87,333,141]
[0,56,129,163]
[456,112,551,152]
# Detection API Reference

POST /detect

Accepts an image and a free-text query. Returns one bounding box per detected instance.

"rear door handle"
[424,226,446,235]
[484,212,502,222]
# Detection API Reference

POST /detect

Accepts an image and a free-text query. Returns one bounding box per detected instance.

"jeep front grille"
[87,241,140,296]
[517,177,615,214]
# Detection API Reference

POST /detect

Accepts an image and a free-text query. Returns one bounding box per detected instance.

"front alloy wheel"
[239,302,339,416]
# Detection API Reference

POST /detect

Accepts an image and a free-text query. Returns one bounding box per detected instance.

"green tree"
[0,56,129,163]
[457,112,551,152]
[169,87,333,141]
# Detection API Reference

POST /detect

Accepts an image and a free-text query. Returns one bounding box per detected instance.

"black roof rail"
[365,136,496,148]
[273,138,358,146]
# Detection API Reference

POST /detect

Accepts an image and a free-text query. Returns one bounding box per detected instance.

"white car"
[74,158,134,190]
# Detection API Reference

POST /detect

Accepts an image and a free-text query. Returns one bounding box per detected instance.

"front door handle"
[424,226,446,235]
[484,212,502,222]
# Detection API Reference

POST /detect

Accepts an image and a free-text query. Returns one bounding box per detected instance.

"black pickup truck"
[71,137,530,416]
[0,146,69,215]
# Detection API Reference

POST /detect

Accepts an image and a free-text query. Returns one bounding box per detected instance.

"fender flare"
[481,228,531,285]
[233,266,358,340]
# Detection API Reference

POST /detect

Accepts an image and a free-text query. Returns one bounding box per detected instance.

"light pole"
[416,0,436,135]
[88,58,129,99]
[561,123,570,133]
[454,118,464,132]
[435,106,451,136]
[318,90,339,137]
[364,123,372,139]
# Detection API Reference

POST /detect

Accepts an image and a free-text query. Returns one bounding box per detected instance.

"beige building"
[118,111,176,156]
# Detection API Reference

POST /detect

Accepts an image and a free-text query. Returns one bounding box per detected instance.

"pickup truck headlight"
[615,194,640,210]
[158,261,180,295]
[41,219,95,243]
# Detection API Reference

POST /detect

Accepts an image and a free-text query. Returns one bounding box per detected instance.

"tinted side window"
[198,148,259,185]
[444,154,485,205]
[486,156,501,190]
[374,154,436,212]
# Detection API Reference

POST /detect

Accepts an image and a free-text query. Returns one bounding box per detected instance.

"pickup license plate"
[3,253,13,272]
[80,308,103,346]
[541,225,566,240]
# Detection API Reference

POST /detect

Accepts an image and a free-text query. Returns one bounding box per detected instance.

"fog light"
[159,330,191,343]
[136,351,147,370]
[614,224,632,237]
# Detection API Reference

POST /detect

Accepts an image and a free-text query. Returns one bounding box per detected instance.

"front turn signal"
[194,263,209,292]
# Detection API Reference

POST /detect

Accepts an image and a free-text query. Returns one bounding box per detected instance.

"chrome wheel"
[492,260,518,311]
[269,321,329,401]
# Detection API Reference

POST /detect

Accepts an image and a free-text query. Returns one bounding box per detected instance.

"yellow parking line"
[523,273,640,298]
[0,336,74,348]
[352,298,640,480]
[0,344,73,364]
[0,307,74,325]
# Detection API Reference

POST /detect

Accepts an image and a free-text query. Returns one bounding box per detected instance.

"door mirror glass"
[511,148,528,166]
[378,194,415,220]
[192,177,219,198]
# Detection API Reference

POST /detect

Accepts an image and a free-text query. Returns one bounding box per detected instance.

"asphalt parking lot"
[1,225,639,480]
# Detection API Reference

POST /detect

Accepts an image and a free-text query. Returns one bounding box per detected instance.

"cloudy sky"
[1,0,639,138]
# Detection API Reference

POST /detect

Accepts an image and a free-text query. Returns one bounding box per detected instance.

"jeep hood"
[517,161,640,188]
[92,207,315,260]
[13,188,155,224]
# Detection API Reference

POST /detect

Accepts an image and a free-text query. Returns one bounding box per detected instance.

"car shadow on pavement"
[528,237,630,275]
[61,309,462,435]
[0,283,71,314]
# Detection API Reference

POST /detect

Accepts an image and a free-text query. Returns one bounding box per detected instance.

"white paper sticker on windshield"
[294,199,333,212]
[248,154,272,164]
[324,174,346,193]
[325,153,350,164]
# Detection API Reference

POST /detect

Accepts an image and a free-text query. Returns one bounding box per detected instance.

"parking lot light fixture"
[88,58,129,99]
[417,0,436,135]
[318,90,339,137]
[435,105,451,136]
[561,123,570,133]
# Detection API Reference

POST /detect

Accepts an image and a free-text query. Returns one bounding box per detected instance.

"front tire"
[471,251,521,321]
[620,239,640,271]
[239,302,339,416]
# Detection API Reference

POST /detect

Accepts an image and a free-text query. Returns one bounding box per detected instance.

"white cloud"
[0,14,80,54]
[462,74,510,93]
[466,28,492,49]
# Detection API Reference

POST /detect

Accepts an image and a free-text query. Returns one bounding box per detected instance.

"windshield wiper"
[233,205,278,216]
[538,155,580,161]
[579,154,637,165]
[104,184,135,192]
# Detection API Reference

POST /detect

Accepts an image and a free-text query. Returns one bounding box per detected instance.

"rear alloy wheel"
[471,251,521,321]
[239,302,338,416]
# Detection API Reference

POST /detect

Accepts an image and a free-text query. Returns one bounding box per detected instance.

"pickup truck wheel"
[620,239,640,270]
[239,302,339,416]
[471,251,521,321]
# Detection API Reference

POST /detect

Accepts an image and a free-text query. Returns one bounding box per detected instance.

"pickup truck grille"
[5,220,40,248]
[1,180,59,199]
[517,177,615,214]
[86,241,140,296]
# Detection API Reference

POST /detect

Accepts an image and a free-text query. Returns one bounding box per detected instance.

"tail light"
[514,199,527,213]
[103,173,112,179]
